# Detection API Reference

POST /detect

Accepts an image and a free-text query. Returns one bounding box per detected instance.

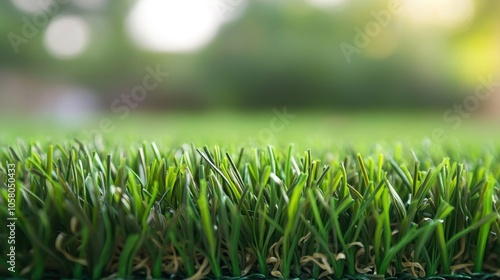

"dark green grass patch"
[0,139,499,279]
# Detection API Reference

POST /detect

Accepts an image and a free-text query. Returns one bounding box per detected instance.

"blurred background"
[0,0,499,145]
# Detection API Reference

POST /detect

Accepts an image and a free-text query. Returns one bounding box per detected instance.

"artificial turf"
[0,137,499,279]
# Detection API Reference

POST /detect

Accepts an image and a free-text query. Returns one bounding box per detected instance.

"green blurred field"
[1,111,498,147]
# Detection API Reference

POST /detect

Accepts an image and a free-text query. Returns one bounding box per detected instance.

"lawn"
[0,112,499,279]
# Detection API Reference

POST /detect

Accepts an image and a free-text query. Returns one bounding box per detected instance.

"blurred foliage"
[0,0,499,109]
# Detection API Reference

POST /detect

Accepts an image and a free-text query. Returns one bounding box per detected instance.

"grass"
[0,134,499,279]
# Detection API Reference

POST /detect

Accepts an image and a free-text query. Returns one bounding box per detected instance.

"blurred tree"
[1,0,498,110]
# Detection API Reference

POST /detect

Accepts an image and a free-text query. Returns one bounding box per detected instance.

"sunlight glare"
[44,16,90,59]
[401,0,474,28]
[126,0,220,53]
